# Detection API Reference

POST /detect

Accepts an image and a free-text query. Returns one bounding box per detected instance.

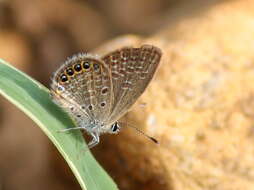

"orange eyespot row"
[58,60,102,83]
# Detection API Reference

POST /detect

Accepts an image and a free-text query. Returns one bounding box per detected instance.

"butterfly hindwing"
[51,54,113,123]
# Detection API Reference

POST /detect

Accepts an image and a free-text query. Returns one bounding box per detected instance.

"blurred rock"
[0,31,31,72]
[10,0,110,50]
[0,1,14,28]
[91,0,170,34]
[92,0,254,190]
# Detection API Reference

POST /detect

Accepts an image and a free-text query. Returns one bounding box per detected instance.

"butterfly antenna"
[118,121,159,144]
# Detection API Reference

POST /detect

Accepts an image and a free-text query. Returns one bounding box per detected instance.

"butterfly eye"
[111,122,120,133]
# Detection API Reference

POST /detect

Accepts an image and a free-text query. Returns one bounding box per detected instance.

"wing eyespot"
[93,63,100,70]
[82,61,90,70]
[88,105,93,111]
[100,101,106,107]
[101,87,108,95]
[66,67,74,76]
[59,74,68,83]
[74,63,82,72]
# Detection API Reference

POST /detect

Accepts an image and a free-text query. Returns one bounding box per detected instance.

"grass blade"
[0,60,118,190]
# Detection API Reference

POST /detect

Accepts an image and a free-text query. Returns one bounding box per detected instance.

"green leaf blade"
[0,60,118,190]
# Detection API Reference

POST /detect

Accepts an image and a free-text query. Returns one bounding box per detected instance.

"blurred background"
[0,0,170,189]
[2,0,254,190]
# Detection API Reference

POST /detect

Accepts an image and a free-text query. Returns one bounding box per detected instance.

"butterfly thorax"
[77,118,109,134]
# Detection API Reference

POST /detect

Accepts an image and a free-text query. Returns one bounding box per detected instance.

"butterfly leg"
[76,132,100,157]
[57,126,85,133]
[88,132,100,149]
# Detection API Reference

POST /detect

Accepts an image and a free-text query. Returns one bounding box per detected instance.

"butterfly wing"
[51,54,113,123]
[102,45,162,124]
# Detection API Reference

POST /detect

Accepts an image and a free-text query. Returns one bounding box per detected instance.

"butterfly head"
[109,122,121,134]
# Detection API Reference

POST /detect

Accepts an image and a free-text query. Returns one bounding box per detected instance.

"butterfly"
[50,44,162,148]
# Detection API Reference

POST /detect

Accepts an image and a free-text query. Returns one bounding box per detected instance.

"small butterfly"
[50,45,162,148]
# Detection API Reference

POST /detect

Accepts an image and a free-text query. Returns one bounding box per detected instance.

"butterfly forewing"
[51,54,113,122]
[102,45,162,123]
